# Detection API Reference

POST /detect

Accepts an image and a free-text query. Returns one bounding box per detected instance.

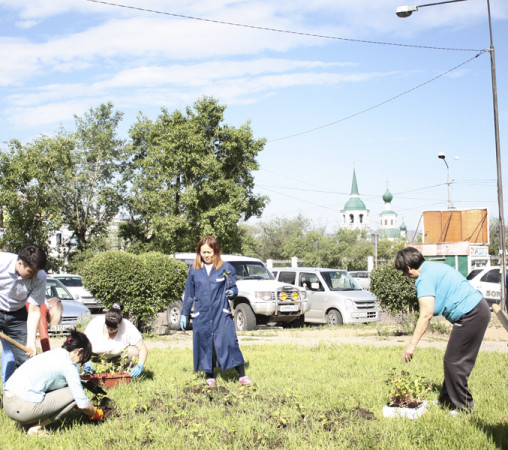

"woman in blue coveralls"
[180,236,252,387]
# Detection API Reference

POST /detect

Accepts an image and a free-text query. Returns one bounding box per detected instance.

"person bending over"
[394,247,490,414]
[84,303,147,378]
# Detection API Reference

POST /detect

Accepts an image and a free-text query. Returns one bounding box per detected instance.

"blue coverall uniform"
[182,262,245,374]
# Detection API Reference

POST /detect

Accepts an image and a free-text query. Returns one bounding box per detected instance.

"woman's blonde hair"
[193,236,224,270]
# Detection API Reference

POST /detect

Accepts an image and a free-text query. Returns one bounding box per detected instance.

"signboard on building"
[422,208,488,244]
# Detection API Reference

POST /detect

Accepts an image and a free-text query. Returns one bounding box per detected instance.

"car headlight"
[344,299,354,311]
[299,290,307,301]
[255,291,273,301]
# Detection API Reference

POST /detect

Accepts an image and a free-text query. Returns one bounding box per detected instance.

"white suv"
[166,253,310,331]
[272,267,380,325]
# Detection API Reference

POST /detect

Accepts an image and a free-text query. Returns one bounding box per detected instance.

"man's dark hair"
[18,244,47,270]
[394,247,425,272]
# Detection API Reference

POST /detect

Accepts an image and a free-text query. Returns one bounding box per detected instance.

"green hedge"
[81,251,188,329]
[370,262,418,315]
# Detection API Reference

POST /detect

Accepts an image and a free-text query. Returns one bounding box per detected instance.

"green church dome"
[343,197,366,211]
[383,189,393,203]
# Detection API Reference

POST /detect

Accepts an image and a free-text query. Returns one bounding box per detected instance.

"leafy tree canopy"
[120,96,267,254]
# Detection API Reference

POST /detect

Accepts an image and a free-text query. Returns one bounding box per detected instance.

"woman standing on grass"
[180,236,252,387]
[3,329,104,436]
[394,247,490,414]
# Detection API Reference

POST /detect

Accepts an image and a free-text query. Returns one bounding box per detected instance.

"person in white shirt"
[83,303,147,378]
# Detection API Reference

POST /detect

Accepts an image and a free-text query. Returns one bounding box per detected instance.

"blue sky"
[1,0,507,236]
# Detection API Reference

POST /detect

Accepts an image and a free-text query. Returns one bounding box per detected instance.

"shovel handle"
[492,304,508,335]
[0,330,31,354]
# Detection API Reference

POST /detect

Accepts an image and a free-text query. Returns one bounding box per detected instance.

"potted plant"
[382,369,433,419]
[81,354,132,388]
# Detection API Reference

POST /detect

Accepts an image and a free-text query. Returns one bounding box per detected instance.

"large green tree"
[0,135,73,259]
[121,97,267,253]
[63,103,126,253]
[0,103,126,268]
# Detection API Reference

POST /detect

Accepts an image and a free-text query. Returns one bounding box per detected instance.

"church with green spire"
[340,169,369,231]
[340,169,407,240]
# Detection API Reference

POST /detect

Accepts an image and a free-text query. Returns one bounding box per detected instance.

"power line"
[268,51,486,142]
[85,0,483,52]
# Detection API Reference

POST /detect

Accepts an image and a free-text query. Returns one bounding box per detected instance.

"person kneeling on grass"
[3,329,104,436]
[83,303,147,378]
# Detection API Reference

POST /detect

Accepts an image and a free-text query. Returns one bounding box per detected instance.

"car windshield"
[320,271,361,291]
[55,276,83,287]
[46,279,74,300]
[230,261,274,281]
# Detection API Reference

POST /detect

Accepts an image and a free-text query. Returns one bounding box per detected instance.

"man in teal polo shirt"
[394,247,490,413]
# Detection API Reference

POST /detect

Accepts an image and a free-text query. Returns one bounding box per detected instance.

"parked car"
[52,274,102,313]
[467,266,502,307]
[348,270,371,289]
[166,253,310,331]
[273,267,381,326]
[46,277,91,334]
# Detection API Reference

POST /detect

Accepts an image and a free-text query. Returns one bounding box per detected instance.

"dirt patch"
[146,313,508,353]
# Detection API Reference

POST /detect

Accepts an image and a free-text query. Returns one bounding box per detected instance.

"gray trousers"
[3,387,77,426]
[440,298,490,411]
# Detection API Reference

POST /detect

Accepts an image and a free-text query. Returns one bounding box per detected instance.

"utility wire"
[268,51,486,142]
[85,0,483,52]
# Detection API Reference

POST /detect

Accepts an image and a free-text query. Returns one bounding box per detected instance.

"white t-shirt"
[84,315,142,356]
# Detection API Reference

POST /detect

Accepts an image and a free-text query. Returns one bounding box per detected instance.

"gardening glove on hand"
[89,407,104,421]
[130,363,144,378]
[180,315,187,331]
[83,362,94,374]
[225,289,234,299]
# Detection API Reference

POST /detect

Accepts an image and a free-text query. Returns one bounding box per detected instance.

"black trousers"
[440,298,490,411]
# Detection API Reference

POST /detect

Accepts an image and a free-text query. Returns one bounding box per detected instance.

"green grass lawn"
[1,343,506,449]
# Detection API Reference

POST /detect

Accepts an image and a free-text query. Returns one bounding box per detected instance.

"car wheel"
[166,300,184,331]
[235,303,257,331]
[326,309,343,326]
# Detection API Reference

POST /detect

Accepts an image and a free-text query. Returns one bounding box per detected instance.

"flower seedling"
[386,369,432,408]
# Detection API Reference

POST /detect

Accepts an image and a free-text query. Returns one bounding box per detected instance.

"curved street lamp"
[397,0,506,309]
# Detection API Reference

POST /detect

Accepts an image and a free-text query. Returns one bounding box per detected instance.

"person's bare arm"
[26,304,41,357]
[135,340,148,366]
[402,296,434,362]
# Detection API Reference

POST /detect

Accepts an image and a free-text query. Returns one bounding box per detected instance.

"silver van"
[272,267,380,325]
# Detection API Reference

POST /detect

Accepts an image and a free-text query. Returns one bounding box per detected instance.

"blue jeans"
[0,307,29,382]
[1,339,16,388]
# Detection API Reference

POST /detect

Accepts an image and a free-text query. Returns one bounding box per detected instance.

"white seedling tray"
[382,400,429,419]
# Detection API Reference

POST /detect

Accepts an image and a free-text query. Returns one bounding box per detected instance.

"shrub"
[81,250,188,329]
[370,262,418,315]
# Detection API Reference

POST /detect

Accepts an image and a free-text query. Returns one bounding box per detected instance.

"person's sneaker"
[205,378,216,387]
[26,425,49,436]
[239,376,253,386]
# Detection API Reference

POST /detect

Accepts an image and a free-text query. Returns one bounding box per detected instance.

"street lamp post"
[437,152,453,209]
[396,0,506,310]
